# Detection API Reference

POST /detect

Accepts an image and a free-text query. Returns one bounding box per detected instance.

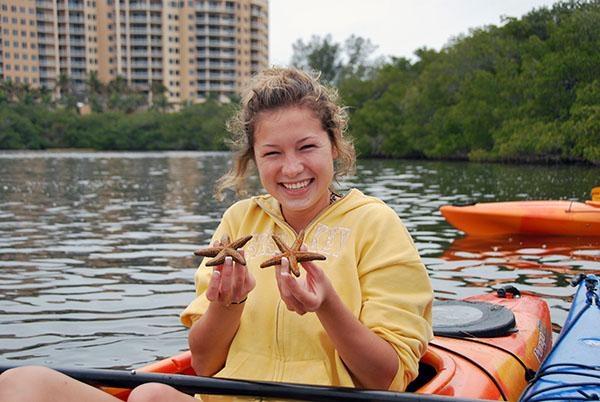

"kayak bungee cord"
[520,381,600,402]
[428,341,509,401]
[519,274,600,402]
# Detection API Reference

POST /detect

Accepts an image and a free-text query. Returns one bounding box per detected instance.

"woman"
[0,68,432,401]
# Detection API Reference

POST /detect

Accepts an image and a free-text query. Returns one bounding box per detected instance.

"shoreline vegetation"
[1,1,598,165]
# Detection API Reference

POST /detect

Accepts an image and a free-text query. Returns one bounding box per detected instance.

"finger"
[278,260,307,314]
[276,257,291,299]
[299,259,323,280]
[205,270,221,302]
[231,262,246,302]
[219,256,234,305]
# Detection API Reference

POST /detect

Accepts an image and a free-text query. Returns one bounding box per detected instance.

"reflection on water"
[0,151,599,369]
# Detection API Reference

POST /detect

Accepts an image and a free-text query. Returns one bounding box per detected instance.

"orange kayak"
[440,201,600,236]
[106,291,552,401]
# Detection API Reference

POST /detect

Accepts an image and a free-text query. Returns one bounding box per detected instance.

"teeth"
[282,180,310,190]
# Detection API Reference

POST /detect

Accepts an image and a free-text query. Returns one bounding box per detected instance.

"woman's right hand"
[205,251,255,306]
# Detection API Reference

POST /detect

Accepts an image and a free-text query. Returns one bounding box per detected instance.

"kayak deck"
[106,291,552,401]
[440,201,600,236]
[520,274,600,401]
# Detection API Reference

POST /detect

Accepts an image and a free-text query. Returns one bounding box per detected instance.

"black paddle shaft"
[0,365,490,402]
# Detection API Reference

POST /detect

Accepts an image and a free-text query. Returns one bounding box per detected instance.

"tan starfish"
[260,230,326,277]
[194,235,253,267]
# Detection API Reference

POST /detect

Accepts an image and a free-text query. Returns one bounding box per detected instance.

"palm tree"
[86,71,106,112]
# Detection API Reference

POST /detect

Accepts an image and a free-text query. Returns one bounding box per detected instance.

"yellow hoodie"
[181,188,433,391]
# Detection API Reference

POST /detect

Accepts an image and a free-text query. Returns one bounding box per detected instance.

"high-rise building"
[0,0,269,104]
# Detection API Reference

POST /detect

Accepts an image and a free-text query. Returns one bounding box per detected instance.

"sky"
[269,0,560,66]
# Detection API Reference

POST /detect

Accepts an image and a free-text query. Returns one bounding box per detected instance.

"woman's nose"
[281,154,303,176]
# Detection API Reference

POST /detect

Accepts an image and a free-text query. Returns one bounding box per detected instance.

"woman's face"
[253,106,337,230]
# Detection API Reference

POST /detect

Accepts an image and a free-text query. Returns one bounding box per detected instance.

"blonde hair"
[216,67,356,200]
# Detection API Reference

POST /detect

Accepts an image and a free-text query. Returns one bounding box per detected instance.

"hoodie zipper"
[256,190,354,381]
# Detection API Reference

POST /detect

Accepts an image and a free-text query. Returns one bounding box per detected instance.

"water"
[0,151,598,369]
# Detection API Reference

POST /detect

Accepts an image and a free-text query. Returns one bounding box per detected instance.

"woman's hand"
[206,250,255,306]
[275,256,333,315]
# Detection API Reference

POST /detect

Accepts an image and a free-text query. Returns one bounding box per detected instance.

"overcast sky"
[269,0,559,66]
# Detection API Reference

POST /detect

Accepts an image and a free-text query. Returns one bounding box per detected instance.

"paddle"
[0,365,490,402]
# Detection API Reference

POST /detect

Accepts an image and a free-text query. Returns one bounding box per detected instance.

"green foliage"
[339,0,600,164]
[0,0,598,163]
[291,34,383,86]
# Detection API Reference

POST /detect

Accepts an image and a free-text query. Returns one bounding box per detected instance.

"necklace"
[329,191,342,205]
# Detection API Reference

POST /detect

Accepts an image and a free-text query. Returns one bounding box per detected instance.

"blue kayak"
[520,274,600,402]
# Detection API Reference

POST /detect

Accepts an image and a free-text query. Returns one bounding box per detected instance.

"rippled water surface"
[1,151,599,369]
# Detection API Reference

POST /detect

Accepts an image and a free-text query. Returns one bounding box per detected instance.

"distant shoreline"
[0,148,595,166]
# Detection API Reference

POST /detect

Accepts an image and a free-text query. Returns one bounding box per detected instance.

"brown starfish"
[194,235,253,267]
[260,230,326,277]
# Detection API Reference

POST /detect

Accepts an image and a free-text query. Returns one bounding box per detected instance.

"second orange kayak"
[440,201,600,236]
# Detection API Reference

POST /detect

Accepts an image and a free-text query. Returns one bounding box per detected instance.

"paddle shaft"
[0,365,489,402]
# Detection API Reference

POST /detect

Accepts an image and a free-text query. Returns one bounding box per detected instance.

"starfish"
[194,235,253,267]
[260,230,326,277]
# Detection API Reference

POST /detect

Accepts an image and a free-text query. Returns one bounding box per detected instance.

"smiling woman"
[0,68,433,401]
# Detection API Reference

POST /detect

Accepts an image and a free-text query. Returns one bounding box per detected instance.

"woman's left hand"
[275,256,334,315]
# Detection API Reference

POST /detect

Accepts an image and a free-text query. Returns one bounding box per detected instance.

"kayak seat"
[432,300,516,338]
[408,347,455,394]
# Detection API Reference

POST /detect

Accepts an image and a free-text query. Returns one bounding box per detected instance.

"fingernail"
[213,270,220,277]
[225,256,232,264]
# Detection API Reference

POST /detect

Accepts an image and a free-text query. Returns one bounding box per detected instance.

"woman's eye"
[263,151,279,157]
[300,144,316,151]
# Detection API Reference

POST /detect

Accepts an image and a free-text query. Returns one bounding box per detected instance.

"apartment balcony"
[195,27,235,37]
[36,13,54,22]
[195,51,235,60]
[37,25,55,33]
[38,45,56,54]
[204,60,235,69]
[68,39,86,46]
[129,28,150,34]
[206,73,236,80]
[131,71,150,79]
[207,39,235,48]
[130,38,149,46]
[194,3,235,14]
[58,2,84,10]
[128,3,149,11]
[251,8,267,19]
[36,0,54,9]
[129,15,148,23]
[70,60,87,68]
[200,16,236,26]
[39,70,56,78]
[38,59,56,66]
[197,83,235,92]
[70,73,86,81]
[251,21,267,32]
[58,16,85,24]
[37,36,55,45]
